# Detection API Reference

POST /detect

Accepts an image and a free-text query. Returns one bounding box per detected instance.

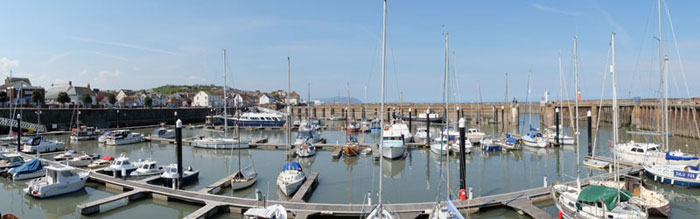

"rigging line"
[663,0,700,147]
[593,46,611,153]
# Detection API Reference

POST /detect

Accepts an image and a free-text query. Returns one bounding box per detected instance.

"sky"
[1,0,699,103]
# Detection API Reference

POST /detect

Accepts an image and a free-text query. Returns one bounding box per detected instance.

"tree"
[108,94,117,105]
[57,92,70,104]
[81,94,92,105]
[31,90,43,104]
[144,96,153,107]
[0,91,8,103]
[95,93,104,102]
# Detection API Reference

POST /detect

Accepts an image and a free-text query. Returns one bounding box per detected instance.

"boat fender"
[187,166,193,171]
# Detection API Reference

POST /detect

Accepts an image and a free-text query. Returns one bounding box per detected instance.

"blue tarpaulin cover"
[11,158,42,175]
[282,161,302,171]
[666,152,699,161]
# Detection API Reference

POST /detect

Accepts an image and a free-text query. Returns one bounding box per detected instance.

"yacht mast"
[658,0,669,151]
[378,0,387,212]
[286,57,291,153]
[223,49,228,139]
[558,53,563,133]
[444,32,450,198]
[573,36,580,190]
[611,33,620,204]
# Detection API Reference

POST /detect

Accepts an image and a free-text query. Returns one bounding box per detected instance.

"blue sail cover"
[282,161,302,171]
[666,152,699,161]
[529,125,538,132]
[12,158,42,175]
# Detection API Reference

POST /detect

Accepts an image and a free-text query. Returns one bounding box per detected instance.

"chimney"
[87,83,91,89]
[69,81,72,86]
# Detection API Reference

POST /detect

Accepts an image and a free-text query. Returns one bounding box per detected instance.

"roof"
[46,165,75,171]
[71,87,93,96]
[5,77,31,85]
[45,84,72,99]
[577,185,632,211]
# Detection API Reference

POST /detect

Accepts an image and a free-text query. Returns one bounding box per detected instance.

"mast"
[658,0,668,151]
[308,83,311,124]
[558,53,563,136]
[573,36,580,190]
[527,72,531,127]
[663,56,669,152]
[346,82,350,141]
[286,57,291,154]
[378,0,387,211]
[223,49,228,139]
[444,32,451,198]
[611,33,620,203]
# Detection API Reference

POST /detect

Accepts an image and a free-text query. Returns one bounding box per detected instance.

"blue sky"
[1,0,699,103]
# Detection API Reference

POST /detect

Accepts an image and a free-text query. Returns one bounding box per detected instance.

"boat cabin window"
[568,202,575,209]
[648,147,658,151]
[115,161,122,165]
[8,156,22,162]
[632,148,643,153]
[168,167,177,173]
[60,170,75,178]
[48,170,57,184]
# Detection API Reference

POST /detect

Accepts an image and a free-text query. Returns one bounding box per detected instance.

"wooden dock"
[19,152,641,218]
[200,172,238,194]
[290,172,319,202]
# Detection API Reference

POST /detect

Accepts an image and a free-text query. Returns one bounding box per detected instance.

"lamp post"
[116,109,120,128]
[35,110,42,127]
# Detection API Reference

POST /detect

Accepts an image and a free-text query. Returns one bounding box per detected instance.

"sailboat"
[343,83,360,157]
[428,33,464,219]
[231,84,258,191]
[552,35,647,219]
[295,84,317,158]
[521,73,547,148]
[277,57,306,197]
[193,49,249,149]
[366,1,395,218]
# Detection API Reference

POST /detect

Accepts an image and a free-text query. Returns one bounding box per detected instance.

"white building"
[258,94,275,105]
[193,91,224,107]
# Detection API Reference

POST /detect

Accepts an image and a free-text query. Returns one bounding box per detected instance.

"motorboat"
[552,184,647,219]
[430,137,450,156]
[466,128,486,144]
[66,153,100,167]
[590,178,671,217]
[160,164,200,188]
[0,153,26,171]
[295,137,316,158]
[150,128,175,139]
[414,127,430,140]
[97,130,112,144]
[9,158,45,180]
[441,126,459,142]
[293,130,323,146]
[88,156,114,169]
[616,141,700,166]
[0,134,34,145]
[360,120,373,133]
[103,155,139,178]
[243,204,287,219]
[644,163,700,188]
[231,164,258,190]
[105,130,143,146]
[24,165,89,198]
[521,133,547,148]
[497,134,521,151]
[70,126,100,141]
[480,138,501,152]
[21,136,65,153]
[382,125,406,159]
[583,159,610,169]
[448,136,472,155]
[276,161,305,196]
[545,129,575,145]
[130,160,164,177]
[412,109,443,123]
[346,120,360,132]
[53,150,78,161]
[192,136,249,149]
[390,122,413,142]
[226,112,286,128]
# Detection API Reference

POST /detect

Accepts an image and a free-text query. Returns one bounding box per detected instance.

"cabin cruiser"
[521,133,547,148]
[644,163,700,188]
[467,128,486,144]
[231,165,258,190]
[88,156,114,169]
[346,120,360,132]
[66,153,100,167]
[480,138,501,152]
[552,184,647,219]
[0,134,33,145]
[295,137,316,158]
[243,204,287,219]
[21,136,65,153]
[160,164,199,188]
[276,161,306,196]
[24,165,90,198]
[193,136,249,149]
[70,126,101,141]
[414,127,430,140]
[382,125,406,159]
[9,158,45,180]
[150,128,176,139]
[0,153,26,171]
[97,130,112,144]
[449,135,473,154]
[293,130,323,146]
[53,150,78,161]
[103,155,139,178]
[545,129,575,145]
[497,133,521,151]
[227,112,286,128]
[389,122,413,142]
[430,137,451,156]
[413,109,443,123]
[130,160,163,177]
[105,130,143,146]
[616,141,700,166]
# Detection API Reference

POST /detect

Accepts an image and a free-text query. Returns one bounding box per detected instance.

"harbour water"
[1,114,698,218]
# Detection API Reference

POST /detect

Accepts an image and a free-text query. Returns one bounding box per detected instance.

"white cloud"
[0,57,20,73]
[65,35,178,55]
[46,52,71,64]
[530,3,582,17]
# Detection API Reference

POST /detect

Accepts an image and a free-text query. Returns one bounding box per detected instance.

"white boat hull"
[276,171,305,196]
[106,135,143,146]
[232,177,257,190]
[12,169,45,181]
[522,138,547,148]
[430,144,449,156]
[22,142,66,153]
[25,173,89,198]
[296,148,316,157]
[193,138,249,149]
[382,145,406,159]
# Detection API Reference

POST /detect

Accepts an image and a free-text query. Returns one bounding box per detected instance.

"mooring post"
[408,108,412,133]
[176,118,183,189]
[587,110,592,156]
[543,176,548,187]
[426,114,431,144]
[555,108,560,146]
[468,186,473,200]
[16,113,22,152]
[458,118,467,200]
[501,106,505,132]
